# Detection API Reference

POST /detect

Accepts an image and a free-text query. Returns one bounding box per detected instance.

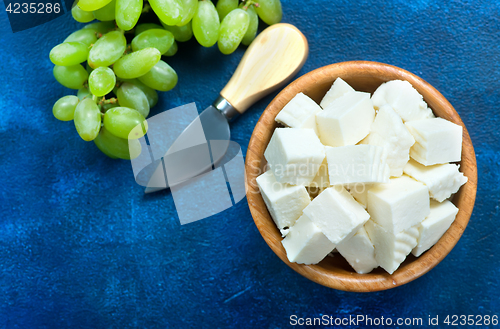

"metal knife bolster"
[213,95,239,122]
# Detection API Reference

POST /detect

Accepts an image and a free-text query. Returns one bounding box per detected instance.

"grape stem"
[102,98,118,105]
[142,3,151,13]
[96,97,118,113]
[242,0,259,9]
[123,44,132,55]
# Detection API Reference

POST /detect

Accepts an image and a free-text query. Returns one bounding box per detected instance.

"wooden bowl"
[245,61,477,292]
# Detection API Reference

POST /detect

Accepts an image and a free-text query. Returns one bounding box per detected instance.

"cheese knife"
[143,23,308,193]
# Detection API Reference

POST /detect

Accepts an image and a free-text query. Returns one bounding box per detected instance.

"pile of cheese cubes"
[257,78,468,274]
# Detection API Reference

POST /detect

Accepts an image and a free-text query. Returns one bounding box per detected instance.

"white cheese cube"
[316,91,375,147]
[281,213,336,264]
[275,92,322,135]
[371,80,434,122]
[370,80,389,108]
[365,105,415,177]
[357,136,369,145]
[336,226,378,274]
[412,200,459,257]
[365,220,419,274]
[347,183,372,209]
[367,175,430,233]
[326,145,389,185]
[405,118,463,165]
[264,128,325,185]
[280,227,290,237]
[303,186,370,245]
[256,170,311,230]
[320,77,355,109]
[305,158,329,188]
[403,159,468,202]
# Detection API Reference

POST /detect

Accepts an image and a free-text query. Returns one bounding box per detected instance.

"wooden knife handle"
[220,23,309,115]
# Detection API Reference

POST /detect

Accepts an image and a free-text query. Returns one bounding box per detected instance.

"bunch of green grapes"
[50,22,176,159]
[52,0,282,159]
[72,0,282,54]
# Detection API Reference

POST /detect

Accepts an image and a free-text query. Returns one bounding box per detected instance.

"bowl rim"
[245,60,478,292]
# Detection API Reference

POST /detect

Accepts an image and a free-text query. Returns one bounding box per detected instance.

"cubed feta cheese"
[370,80,389,108]
[316,91,375,147]
[281,213,336,264]
[365,220,420,274]
[405,118,463,165]
[371,80,434,122]
[280,227,290,237]
[347,183,372,209]
[264,128,326,185]
[275,92,322,135]
[326,145,390,185]
[403,159,468,202]
[305,158,329,188]
[256,170,311,230]
[364,105,415,177]
[303,186,370,245]
[412,200,459,257]
[320,77,355,109]
[336,226,378,274]
[367,175,430,233]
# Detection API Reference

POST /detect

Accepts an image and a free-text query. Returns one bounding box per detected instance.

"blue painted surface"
[0,0,499,328]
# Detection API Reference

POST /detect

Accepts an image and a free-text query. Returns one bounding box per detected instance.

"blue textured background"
[0,0,499,328]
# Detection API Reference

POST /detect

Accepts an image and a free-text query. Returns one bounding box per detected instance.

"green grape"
[131,29,174,54]
[240,3,258,46]
[255,0,282,25]
[53,95,79,121]
[116,82,150,117]
[165,41,178,56]
[71,5,94,23]
[95,137,118,158]
[216,0,237,21]
[74,98,102,141]
[116,0,143,31]
[77,87,92,100]
[134,23,163,36]
[64,29,98,47]
[53,64,88,89]
[87,31,127,68]
[83,21,116,34]
[50,42,89,66]
[89,67,116,97]
[94,126,142,159]
[93,0,116,21]
[113,47,161,79]
[77,0,113,12]
[192,0,219,47]
[138,60,177,91]
[177,0,197,26]
[103,107,147,139]
[127,79,158,107]
[161,21,193,42]
[149,0,183,26]
[218,9,249,55]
